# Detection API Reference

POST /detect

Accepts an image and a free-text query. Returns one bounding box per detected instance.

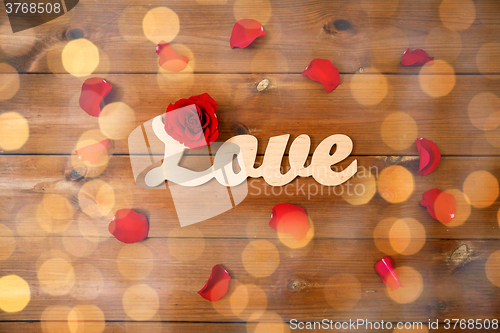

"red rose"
[164,93,219,149]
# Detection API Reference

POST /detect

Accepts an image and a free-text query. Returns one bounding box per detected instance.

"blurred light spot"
[142,7,180,44]
[418,60,456,98]
[324,273,361,310]
[62,39,100,77]
[167,226,205,262]
[41,305,72,333]
[361,0,398,18]
[342,172,377,205]
[476,42,500,79]
[247,312,290,333]
[70,264,103,301]
[0,111,29,151]
[68,305,105,333]
[485,250,500,287]
[0,224,15,261]
[233,0,272,25]
[99,102,136,140]
[37,257,75,295]
[62,232,98,258]
[374,217,398,255]
[230,284,267,321]
[424,26,462,62]
[78,180,115,218]
[389,218,426,255]
[278,217,314,249]
[117,243,154,280]
[0,64,20,101]
[123,284,160,321]
[213,279,242,317]
[242,240,280,277]
[371,27,408,68]
[485,129,500,148]
[381,112,418,150]
[251,50,288,73]
[350,68,388,106]
[118,6,149,40]
[439,0,476,31]
[0,275,30,313]
[444,189,470,227]
[16,205,49,239]
[38,194,74,233]
[0,22,36,56]
[463,170,499,208]
[377,166,414,203]
[387,266,423,304]
[468,93,500,131]
[157,64,195,95]
[78,213,112,243]
[71,129,111,178]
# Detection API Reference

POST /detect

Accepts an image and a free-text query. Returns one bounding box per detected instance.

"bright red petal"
[302,59,341,92]
[156,41,189,72]
[269,203,309,240]
[75,139,113,164]
[420,189,456,224]
[416,138,441,175]
[79,77,112,117]
[375,256,402,291]
[401,48,434,66]
[198,264,231,302]
[230,19,266,49]
[109,209,149,244]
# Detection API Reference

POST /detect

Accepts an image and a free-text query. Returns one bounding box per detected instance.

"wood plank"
[2,155,500,239]
[1,74,500,156]
[0,0,498,74]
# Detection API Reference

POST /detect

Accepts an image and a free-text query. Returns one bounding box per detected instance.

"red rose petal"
[230,19,266,49]
[302,59,341,92]
[75,139,113,164]
[416,138,441,175]
[156,41,189,72]
[420,189,456,224]
[198,264,231,302]
[109,209,149,244]
[375,256,402,291]
[401,48,434,66]
[79,77,112,117]
[269,203,309,240]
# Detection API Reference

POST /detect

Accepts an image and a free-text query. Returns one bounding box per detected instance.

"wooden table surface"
[1,0,500,332]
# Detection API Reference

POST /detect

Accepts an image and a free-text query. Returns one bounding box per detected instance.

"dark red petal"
[401,48,434,66]
[156,41,189,72]
[302,59,341,92]
[420,189,456,224]
[269,203,309,240]
[416,138,441,175]
[198,264,231,302]
[230,19,266,49]
[109,209,149,244]
[79,77,112,117]
[375,256,402,291]
[75,139,113,164]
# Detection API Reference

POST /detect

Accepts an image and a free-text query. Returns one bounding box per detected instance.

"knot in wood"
[287,279,305,291]
[256,78,270,92]
[64,28,84,40]
[323,19,352,35]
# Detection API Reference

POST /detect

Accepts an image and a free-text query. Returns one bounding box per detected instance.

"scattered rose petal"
[79,77,112,117]
[269,203,309,240]
[230,19,266,49]
[75,139,113,164]
[109,209,149,244]
[156,41,189,72]
[302,59,341,92]
[420,189,456,224]
[375,256,402,291]
[401,48,434,66]
[198,264,231,302]
[416,138,441,175]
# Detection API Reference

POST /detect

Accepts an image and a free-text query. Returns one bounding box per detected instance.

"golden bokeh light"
[418,60,456,98]
[439,0,476,31]
[16,204,49,239]
[99,102,136,140]
[0,111,29,151]
[38,194,74,233]
[62,39,100,77]
[117,243,154,280]
[0,22,36,56]
[374,217,426,255]
[387,266,423,304]
[78,213,112,243]
[380,112,418,150]
[62,231,98,258]
[468,93,500,131]
[167,226,205,262]
[476,42,500,79]
[324,273,362,310]
[78,180,116,218]
[463,170,499,208]
[143,7,180,44]
[485,129,500,148]
[342,172,377,205]
[157,65,195,95]
[230,284,267,321]
[444,189,470,227]
[70,264,104,301]
[278,217,314,249]
[71,129,111,178]
[123,284,160,321]
[0,63,20,102]
[361,0,399,18]
[377,166,414,204]
[486,250,500,287]
[242,240,280,277]
[424,26,462,62]
[233,0,272,25]
[350,68,388,106]
[0,224,16,261]
[247,311,291,333]
[68,305,106,333]
[41,305,72,333]
[37,257,75,295]
[213,279,241,317]
[0,275,31,313]
[371,27,408,68]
